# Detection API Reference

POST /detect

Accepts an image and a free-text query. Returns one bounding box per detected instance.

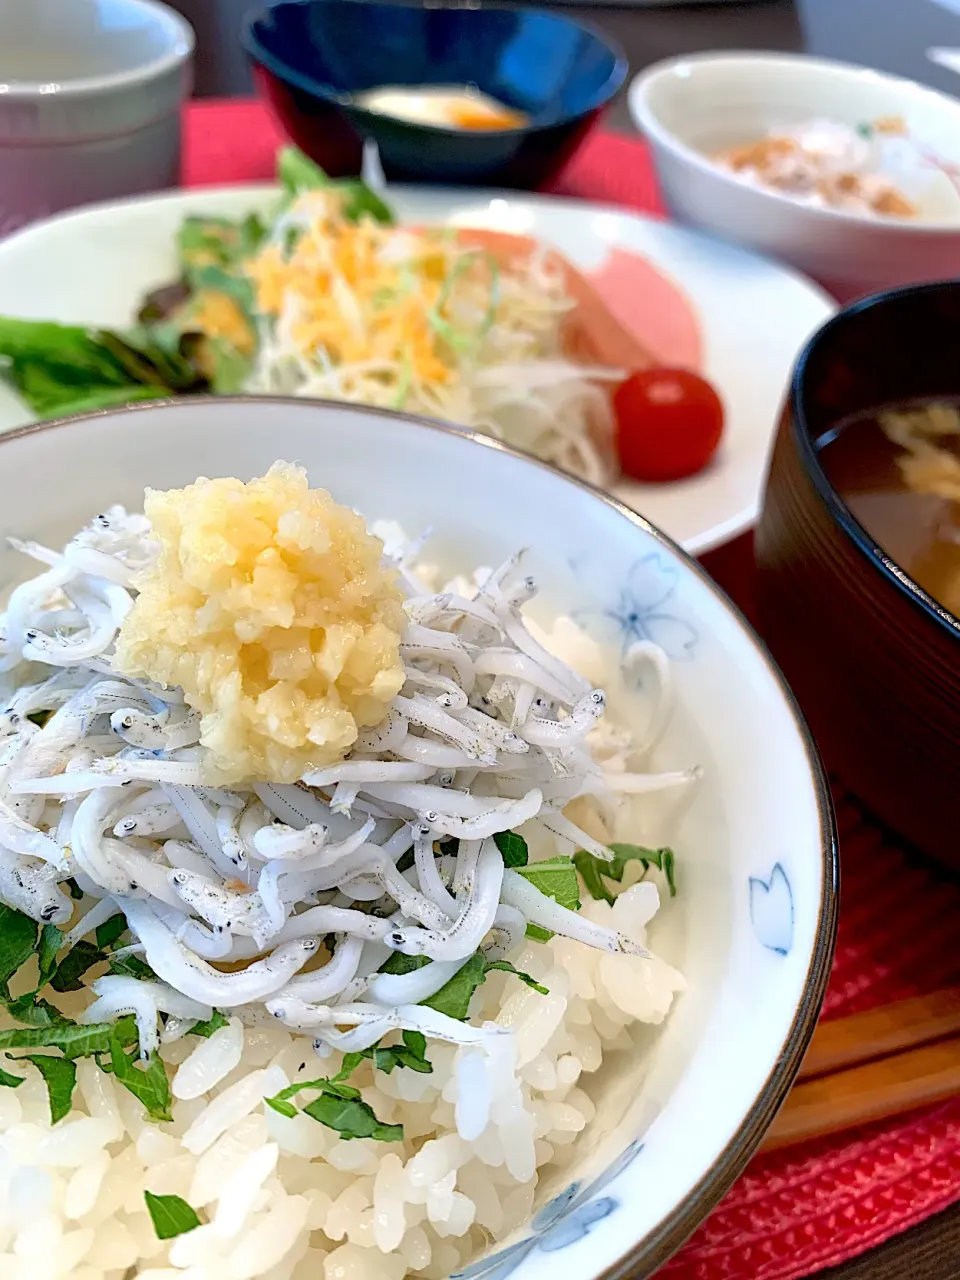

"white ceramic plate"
[0,184,835,554]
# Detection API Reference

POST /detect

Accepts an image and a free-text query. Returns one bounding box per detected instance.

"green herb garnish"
[575,843,677,903]
[189,1010,230,1039]
[95,914,128,951]
[303,1081,403,1143]
[144,1190,202,1240]
[265,1076,403,1142]
[22,1054,76,1124]
[424,952,548,1020]
[378,952,431,977]
[0,903,40,990]
[36,924,63,987]
[103,1034,173,1122]
[0,1015,137,1058]
[493,830,529,868]
[338,1029,432,1081]
[513,855,581,941]
[484,960,549,996]
[107,952,156,982]
[50,940,105,993]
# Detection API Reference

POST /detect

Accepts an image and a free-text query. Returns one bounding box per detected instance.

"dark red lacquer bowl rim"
[789,280,960,640]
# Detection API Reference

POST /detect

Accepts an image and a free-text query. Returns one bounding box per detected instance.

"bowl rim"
[0,392,839,1277]
[0,0,194,99]
[628,50,960,237]
[240,0,627,139]
[789,280,960,641]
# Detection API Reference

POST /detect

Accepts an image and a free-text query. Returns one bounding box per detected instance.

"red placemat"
[181,98,960,1280]
[182,97,666,211]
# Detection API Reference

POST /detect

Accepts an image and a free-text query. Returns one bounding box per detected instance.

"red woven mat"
[183,97,666,210]
[181,99,960,1279]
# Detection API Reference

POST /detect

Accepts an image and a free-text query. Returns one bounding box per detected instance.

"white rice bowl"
[0,398,836,1280]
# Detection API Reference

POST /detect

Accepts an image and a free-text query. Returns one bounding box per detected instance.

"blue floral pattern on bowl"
[749,862,794,956]
[572,552,699,665]
[452,1140,645,1280]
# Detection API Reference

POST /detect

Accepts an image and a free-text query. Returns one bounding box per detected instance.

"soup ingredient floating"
[354,84,528,130]
[818,400,960,617]
[715,117,960,219]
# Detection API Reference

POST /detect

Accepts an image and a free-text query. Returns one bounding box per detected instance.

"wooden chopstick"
[760,1034,960,1153]
[758,988,960,1154]
[797,987,960,1080]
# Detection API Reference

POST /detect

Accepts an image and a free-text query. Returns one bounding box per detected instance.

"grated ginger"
[114,461,405,784]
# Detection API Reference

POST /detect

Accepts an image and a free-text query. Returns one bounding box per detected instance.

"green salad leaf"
[0,146,396,423]
[203,336,252,395]
[0,316,188,419]
[144,1190,202,1240]
[277,146,394,225]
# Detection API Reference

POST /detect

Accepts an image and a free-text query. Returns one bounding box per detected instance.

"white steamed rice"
[0,882,681,1280]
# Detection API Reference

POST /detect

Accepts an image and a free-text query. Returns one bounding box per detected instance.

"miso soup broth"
[816,400,960,617]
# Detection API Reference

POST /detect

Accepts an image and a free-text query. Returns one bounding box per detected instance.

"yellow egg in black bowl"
[241,0,626,188]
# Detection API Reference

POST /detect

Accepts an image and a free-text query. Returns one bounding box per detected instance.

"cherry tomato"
[614,368,724,483]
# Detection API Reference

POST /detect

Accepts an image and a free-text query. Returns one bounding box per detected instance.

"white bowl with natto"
[629,52,960,302]
[0,396,836,1279]
[0,0,193,236]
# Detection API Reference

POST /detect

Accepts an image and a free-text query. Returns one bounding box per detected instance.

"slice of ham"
[588,248,703,373]
[453,227,659,373]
